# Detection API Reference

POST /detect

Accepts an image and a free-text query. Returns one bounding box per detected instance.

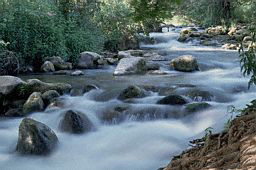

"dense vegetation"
[177,0,256,27]
[0,0,255,82]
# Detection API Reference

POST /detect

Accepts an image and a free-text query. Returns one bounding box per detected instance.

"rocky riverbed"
[0,26,256,170]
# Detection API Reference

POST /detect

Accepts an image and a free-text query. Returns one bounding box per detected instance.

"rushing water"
[0,27,256,170]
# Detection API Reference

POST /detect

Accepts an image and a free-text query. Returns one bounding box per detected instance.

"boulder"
[0,76,26,96]
[70,88,84,96]
[77,51,104,69]
[26,79,72,94]
[23,92,45,114]
[41,61,55,72]
[170,55,199,72]
[16,118,58,155]
[47,98,65,109]
[84,84,98,93]
[71,70,84,76]
[42,90,60,105]
[118,85,146,100]
[59,110,94,134]
[178,36,187,42]
[157,95,188,105]
[114,57,147,76]
[70,85,98,96]
[184,102,211,113]
[47,56,72,70]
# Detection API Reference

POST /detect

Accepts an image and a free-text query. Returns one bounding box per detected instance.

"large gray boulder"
[27,79,72,94]
[23,92,45,114]
[59,110,94,134]
[16,118,58,155]
[41,61,55,72]
[170,55,199,72]
[0,76,26,96]
[114,57,147,76]
[47,56,72,70]
[77,51,104,69]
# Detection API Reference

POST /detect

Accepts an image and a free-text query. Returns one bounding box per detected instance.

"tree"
[129,0,180,32]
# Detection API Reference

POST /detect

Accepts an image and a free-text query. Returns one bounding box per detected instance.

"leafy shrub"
[0,0,105,70]
[95,0,139,51]
[239,28,256,88]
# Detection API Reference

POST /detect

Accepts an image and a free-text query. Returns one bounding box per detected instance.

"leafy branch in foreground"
[239,28,256,89]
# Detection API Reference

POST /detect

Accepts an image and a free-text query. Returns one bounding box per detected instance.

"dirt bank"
[163,100,256,170]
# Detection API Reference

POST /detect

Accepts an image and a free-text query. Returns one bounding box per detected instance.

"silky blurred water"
[0,27,255,170]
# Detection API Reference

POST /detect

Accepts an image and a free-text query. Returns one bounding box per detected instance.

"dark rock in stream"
[157,95,188,105]
[59,110,94,134]
[16,118,58,155]
[184,102,212,113]
[42,90,60,105]
[70,84,98,96]
[118,85,147,101]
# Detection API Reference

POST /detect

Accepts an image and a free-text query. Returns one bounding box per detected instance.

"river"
[0,27,255,170]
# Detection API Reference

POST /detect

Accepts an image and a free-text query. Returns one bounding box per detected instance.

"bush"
[239,28,256,88]
[0,0,105,70]
[64,20,105,64]
[94,0,139,52]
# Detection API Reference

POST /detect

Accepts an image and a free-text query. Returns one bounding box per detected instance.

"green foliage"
[95,0,138,51]
[239,28,256,88]
[0,0,67,69]
[178,0,256,27]
[178,0,232,27]
[0,0,105,69]
[129,0,180,32]
[204,127,213,137]
[224,105,242,130]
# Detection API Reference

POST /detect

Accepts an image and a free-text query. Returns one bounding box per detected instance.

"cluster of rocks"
[16,108,96,155]
[0,76,97,117]
[96,85,213,124]
[0,75,99,155]
[178,25,256,50]
[113,49,199,76]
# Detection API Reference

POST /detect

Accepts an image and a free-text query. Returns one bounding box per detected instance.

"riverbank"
[162,100,256,170]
